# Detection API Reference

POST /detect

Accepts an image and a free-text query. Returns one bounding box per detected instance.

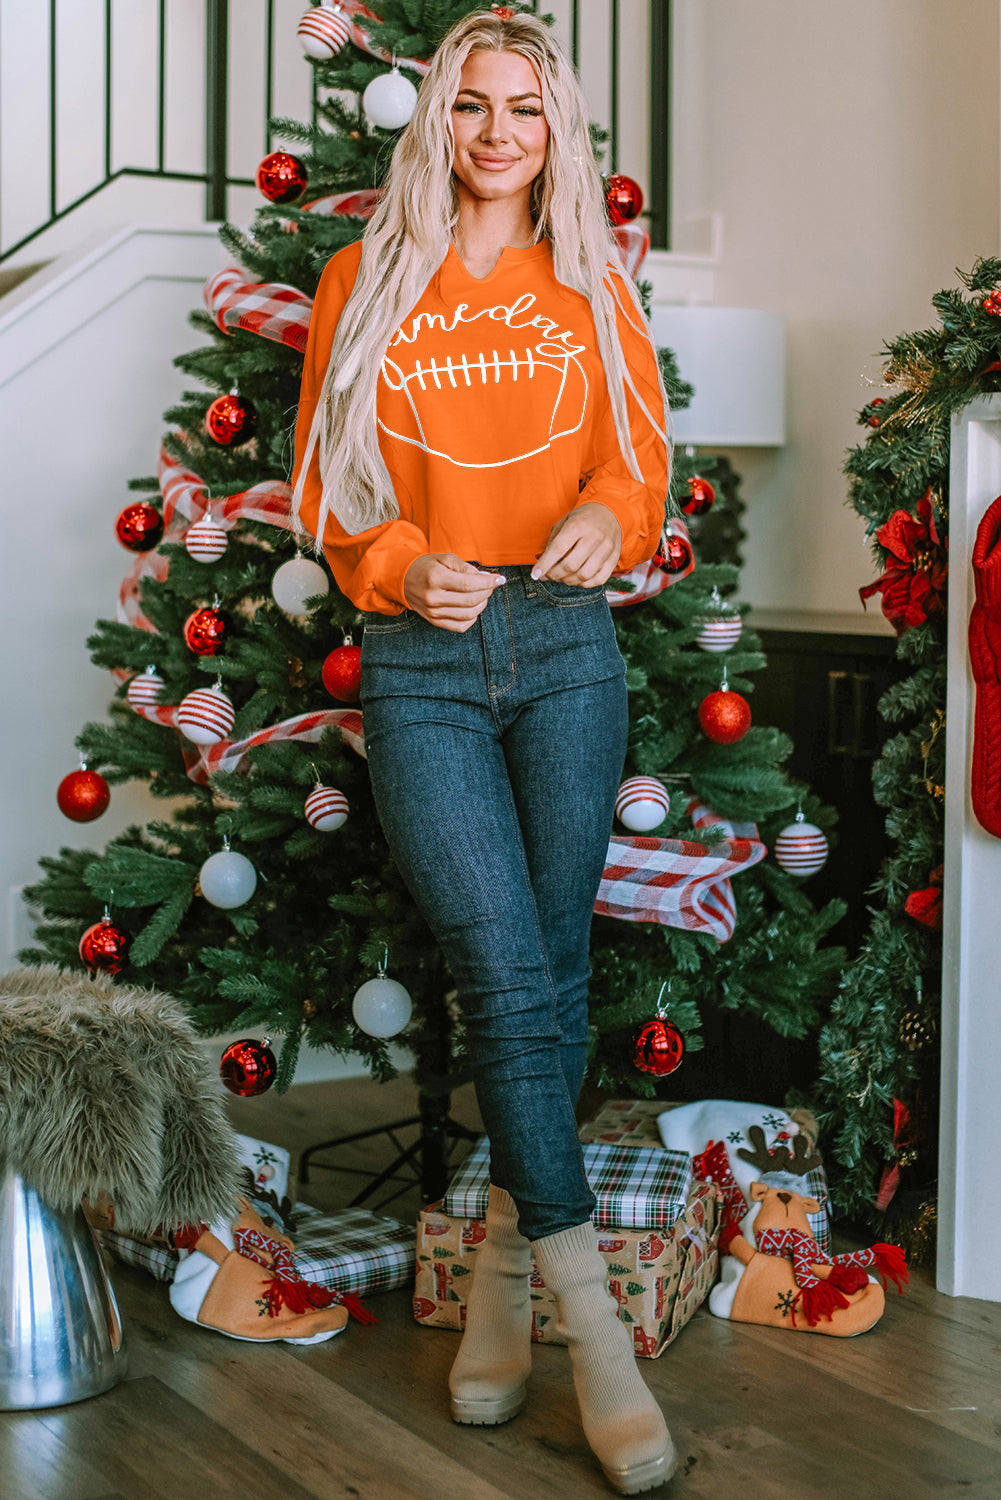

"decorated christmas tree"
[24,0,845,1120]
[816,257,1001,1259]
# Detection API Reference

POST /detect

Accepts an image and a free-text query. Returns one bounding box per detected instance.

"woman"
[292,10,674,1494]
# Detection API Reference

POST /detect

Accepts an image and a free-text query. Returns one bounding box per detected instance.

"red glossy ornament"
[633,1017,684,1076]
[322,643,362,701]
[605,174,644,226]
[57,768,110,822]
[653,532,693,575]
[183,607,228,656]
[698,688,751,744]
[983,290,1001,316]
[206,392,257,446]
[79,918,129,975]
[682,477,716,517]
[255,151,308,204]
[868,397,886,429]
[115,502,164,552]
[220,1038,277,1097]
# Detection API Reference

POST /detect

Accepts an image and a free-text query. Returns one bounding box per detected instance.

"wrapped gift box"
[577,1098,676,1148]
[415,1179,720,1359]
[96,1202,416,1296]
[445,1136,692,1230]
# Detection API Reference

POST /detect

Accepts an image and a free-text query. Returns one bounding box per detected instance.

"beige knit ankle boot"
[531,1221,676,1496]
[448,1185,533,1425]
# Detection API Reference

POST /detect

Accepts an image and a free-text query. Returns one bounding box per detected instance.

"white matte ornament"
[615,776,671,832]
[305,785,349,831]
[271,555,330,615]
[199,849,258,909]
[352,975,413,1038]
[186,516,228,563]
[696,616,743,653]
[362,68,418,129]
[297,2,352,59]
[177,686,236,745]
[127,667,165,712]
[774,815,829,877]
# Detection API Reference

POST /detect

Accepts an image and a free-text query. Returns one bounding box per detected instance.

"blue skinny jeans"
[360,565,628,1241]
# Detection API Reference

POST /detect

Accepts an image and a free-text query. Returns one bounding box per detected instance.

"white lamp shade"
[649,306,786,446]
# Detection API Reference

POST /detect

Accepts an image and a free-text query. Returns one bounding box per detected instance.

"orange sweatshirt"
[292,238,668,615]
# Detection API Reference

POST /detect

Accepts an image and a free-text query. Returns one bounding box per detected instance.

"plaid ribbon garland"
[204,268,313,354]
[595,799,766,942]
[443,1137,692,1229]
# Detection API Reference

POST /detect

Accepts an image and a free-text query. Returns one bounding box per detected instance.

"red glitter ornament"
[183,606,228,656]
[220,1037,277,1097]
[255,151,308,204]
[633,1017,684,1076]
[653,531,693,575]
[983,290,1001,316]
[79,917,129,975]
[322,642,362,701]
[698,687,751,744]
[206,392,257,446]
[115,502,164,552]
[682,477,716,517]
[605,174,643,226]
[57,768,110,822]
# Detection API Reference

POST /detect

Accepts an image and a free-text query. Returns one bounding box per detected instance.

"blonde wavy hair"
[293,8,671,538]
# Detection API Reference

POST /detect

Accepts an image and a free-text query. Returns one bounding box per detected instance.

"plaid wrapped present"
[415,1180,721,1359]
[96,1203,415,1296]
[578,1099,675,1148]
[291,1206,415,1297]
[443,1136,691,1230]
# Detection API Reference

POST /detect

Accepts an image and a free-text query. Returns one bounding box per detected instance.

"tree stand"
[299,1073,479,1208]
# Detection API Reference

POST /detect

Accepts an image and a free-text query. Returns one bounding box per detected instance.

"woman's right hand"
[403,554,507,632]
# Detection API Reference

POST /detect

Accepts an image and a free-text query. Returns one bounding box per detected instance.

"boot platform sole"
[450,1384,527,1426]
[601,1444,678,1495]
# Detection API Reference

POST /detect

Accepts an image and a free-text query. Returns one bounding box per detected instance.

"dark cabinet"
[750,611,904,955]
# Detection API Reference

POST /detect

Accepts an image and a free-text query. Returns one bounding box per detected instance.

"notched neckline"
[446,240,552,283]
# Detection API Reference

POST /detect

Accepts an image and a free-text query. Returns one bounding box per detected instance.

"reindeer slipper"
[169,1198,355,1344]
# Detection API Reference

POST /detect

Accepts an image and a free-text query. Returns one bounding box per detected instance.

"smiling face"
[450,48,550,212]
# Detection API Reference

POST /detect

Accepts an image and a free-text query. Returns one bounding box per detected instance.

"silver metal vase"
[0,1169,127,1409]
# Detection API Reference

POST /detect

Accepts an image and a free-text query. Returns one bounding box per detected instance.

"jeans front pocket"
[532,577,608,608]
[361,608,420,635]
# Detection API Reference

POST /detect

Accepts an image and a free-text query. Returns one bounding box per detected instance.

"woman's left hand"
[530,502,622,587]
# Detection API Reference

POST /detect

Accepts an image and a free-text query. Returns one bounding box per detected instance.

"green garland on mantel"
[816,257,1001,1261]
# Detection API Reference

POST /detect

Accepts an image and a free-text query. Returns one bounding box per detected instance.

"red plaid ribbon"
[595,801,766,941]
[204,268,313,353]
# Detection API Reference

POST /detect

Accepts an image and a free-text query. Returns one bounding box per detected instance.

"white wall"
[672,0,1001,615]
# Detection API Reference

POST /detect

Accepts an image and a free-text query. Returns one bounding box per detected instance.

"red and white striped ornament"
[185,516,228,563]
[177,686,236,746]
[127,666,165,712]
[696,616,742,653]
[615,776,671,833]
[305,784,349,831]
[774,813,829,877]
[297,1,352,58]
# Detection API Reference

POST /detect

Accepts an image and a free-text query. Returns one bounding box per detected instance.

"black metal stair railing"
[1,0,671,266]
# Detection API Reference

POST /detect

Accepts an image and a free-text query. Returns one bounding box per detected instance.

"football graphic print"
[379,291,590,469]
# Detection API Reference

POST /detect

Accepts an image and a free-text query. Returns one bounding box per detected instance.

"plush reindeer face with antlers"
[737,1125,825,1223]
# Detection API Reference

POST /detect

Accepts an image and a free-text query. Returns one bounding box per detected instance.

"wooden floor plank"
[0,1409,115,1500]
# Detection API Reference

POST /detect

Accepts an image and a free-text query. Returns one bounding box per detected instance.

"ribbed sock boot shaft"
[531,1221,676,1496]
[448,1185,533,1425]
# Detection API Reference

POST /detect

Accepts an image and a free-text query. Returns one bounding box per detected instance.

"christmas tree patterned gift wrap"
[578,1098,675,1148]
[444,1136,692,1229]
[414,1180,721,1359]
